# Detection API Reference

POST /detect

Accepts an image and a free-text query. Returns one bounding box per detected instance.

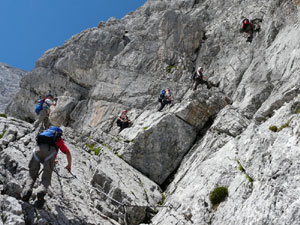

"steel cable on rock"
[53,167,172,224]
[90,183,172,225]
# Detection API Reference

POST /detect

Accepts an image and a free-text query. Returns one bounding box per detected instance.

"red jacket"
[55,138,70,157]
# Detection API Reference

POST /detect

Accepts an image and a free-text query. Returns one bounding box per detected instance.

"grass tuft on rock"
[245,174,254,183]
[0,114,7,118]
[0,130,6,139]
[85,143,101,155]
[237,160,249,174]
[238,164,245,173]
[278,117,293,132]
[158,193,166,205]
[269,125,278,132]
[115,152,123,158]
[209,186,228,208]
[166,65,175,73]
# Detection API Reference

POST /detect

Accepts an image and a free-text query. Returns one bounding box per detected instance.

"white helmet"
[197,67,203,71]
[45,99,53,106]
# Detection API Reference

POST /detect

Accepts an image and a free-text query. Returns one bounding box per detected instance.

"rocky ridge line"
[0,63,25,113]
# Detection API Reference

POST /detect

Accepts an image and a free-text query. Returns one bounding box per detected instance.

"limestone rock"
[91,149,162,225]
[0,63,25,114]
[120,110,197,185]
[3,0,300,224]
[1,195,25,225]
[50,95,78,126]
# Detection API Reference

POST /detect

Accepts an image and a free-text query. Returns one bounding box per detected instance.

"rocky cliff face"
[2,0,300,224]
[0,63,25,113]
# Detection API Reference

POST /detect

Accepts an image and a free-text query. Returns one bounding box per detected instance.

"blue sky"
[0,0,147,71]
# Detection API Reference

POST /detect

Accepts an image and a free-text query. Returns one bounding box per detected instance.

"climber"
[22,126,72,208]
[158,88,172,111]
[240,17,262,42]
[116,110,132,132]
[33,94,57,132]
[192,67,219,90]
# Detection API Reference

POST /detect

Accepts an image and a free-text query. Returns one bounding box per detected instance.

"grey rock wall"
[0,63,25,114]
[0,116,162,225]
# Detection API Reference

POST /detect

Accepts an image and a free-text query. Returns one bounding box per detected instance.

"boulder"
[91,150,162,225]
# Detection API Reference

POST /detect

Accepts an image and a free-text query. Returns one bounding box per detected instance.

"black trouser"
[158,99,172,111]
[120,121,129,130]
[117,119,130,131]
[242,25,254,42]
[193,78,210,90]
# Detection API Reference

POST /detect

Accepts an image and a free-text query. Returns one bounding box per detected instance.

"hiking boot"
[35,198,45,209]
[37,191,45,200]
[22,189,32,202]
[35,192,46,209]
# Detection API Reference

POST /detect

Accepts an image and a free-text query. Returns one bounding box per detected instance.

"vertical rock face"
[0,63,25,113]
[2,0,300,224]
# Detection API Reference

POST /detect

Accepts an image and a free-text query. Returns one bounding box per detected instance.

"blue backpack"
[36,126,63,147]
[35,98,46,115]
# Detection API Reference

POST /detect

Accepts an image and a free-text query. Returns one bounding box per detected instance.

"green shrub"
[85,143,101,155]
[245,174,254,183]
[236,160,245,172]
[238,164,245,173]
[143,126,149,130]
[130,191,136,197]
[93,147,101,155]
[209,187,228,207]
[0,114,7,118]
[278,123,288,131]
[158,193,166,205]
[278,117,293,132]
[269,125,278,132]
[115,152,122,158]
[297,109,300,114]
[137,177,143,187]
[0,130,6,139]
[166,65,175,73]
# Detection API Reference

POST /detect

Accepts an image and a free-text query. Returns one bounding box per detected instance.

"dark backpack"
[158,89,166,102]
[191,72,197,80]
[160,89,165,98]
[192,71,203,80]
[116,119,122,127]
[35,98,46,115]
[36,126,63,147]
[241,18,250,29]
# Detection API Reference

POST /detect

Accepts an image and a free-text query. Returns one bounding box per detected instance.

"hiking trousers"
[23,144,56,197]
[158,99,172,111]
[242,25,254,42]
[193,78,210,90]
[119,121,130,131]
[33,109,50,132]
